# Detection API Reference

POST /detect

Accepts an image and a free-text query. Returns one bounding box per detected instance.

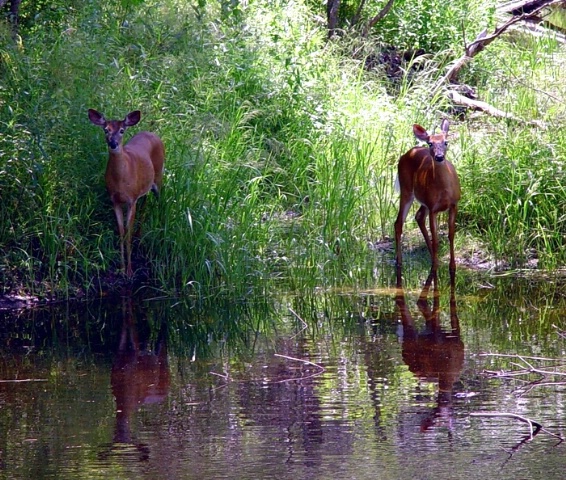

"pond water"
[2,266,566,480]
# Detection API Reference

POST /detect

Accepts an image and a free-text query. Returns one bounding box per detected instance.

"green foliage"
[1,0,566,300]
[460,126,566,269]
[374,0,496,52]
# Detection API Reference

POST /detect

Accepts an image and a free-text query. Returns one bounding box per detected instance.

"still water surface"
[2,268,566,479]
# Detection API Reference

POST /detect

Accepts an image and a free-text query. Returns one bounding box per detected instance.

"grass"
[2,0,566,301]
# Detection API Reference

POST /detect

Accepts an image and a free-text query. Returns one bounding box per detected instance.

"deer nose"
[108,140,119,150]
[434,154,445,162]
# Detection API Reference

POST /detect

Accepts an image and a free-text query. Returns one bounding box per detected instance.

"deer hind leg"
[394,193,414,268]
[415,205,433,258]
[448,204,458,274]
[135,184,160,239]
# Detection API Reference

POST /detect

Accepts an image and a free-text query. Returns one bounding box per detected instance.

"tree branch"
[433,0,562,91]
[448,90,546,128]
[362,0,395,37]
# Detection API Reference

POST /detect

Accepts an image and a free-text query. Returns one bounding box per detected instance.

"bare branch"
[362,0,395,37]
[271,353,325,383]
[448,91,546,128]
[471,411,542,438]
[433,0,563,91]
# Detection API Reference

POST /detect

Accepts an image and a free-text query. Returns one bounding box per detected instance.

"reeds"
[3,0,566,300]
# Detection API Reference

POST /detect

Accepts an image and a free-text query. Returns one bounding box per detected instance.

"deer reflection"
[111,297,170,446]
[396,271,463,432]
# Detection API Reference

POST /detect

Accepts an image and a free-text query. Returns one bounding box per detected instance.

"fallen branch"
[480,352,563,361]
[0,378,48,383]
[288,307,308,339]
[471,411,563,442]
[471,411,542,439]
[272,353,325,383]
[209,353,325,385]
[448,90,546,128]
[434,0,562,91]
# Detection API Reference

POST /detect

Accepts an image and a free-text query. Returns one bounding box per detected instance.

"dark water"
[2,268,566,479]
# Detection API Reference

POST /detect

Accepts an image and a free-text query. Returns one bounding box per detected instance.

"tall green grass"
[3,0,566,300]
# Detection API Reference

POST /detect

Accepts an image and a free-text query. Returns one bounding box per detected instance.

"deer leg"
[124,201,137,278]
[113,204,126,274]
[133,194,148,239]
[427,210,439,270]
[394,194,414,268]
[417,269,437,323]
[415,205,432,256]
[448,205,458,274]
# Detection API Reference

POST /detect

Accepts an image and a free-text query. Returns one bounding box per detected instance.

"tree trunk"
[327,0,341,38]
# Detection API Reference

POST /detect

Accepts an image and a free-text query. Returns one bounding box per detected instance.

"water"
[2,268,566,479]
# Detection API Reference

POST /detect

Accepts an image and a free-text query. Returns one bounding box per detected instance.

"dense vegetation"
[1,0,566,301]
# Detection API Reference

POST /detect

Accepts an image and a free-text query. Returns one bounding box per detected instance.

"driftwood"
[434,0,564,124]
[448,90,546,128]
[435,0,563,91]
[470,411,542,439]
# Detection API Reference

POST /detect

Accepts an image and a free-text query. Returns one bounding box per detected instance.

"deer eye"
[119,128,125,134]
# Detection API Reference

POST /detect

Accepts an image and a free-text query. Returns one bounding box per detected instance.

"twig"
[471,411,542,439]
[480,352,564,362]
[272,353,325,383]
[553,324,566,339]
[209,354,325,385]
[0,378,48,383]
[288,307,308,337]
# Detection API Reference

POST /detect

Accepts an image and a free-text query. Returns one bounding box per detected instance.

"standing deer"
[111,296,169,446]
[394,119,461,273]
[88,109,165,277]
[396,270,463,432]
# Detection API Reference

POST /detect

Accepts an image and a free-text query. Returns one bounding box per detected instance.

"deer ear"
[413,124,429,142]
[88,109,106,126]
[440,118,450,134]
[124,110,141,127]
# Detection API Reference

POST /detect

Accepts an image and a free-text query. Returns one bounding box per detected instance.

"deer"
[396,270,463,432]
[88,109,165,278]
[394,119,461,274]
[111,296,169,446]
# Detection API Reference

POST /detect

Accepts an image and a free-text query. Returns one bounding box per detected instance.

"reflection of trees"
[235,337,346,468]
[110,296,170,451]
[396,271,464,432]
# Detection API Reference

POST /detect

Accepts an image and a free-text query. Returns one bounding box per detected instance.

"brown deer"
[111,297,170,445]
[396,271,463,432]
[88,109,165,277]
[394,119,461,273]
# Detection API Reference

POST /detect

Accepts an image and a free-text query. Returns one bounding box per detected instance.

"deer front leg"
[124,201,138,278]
[428,210,439,271]
[113,204,126,274]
